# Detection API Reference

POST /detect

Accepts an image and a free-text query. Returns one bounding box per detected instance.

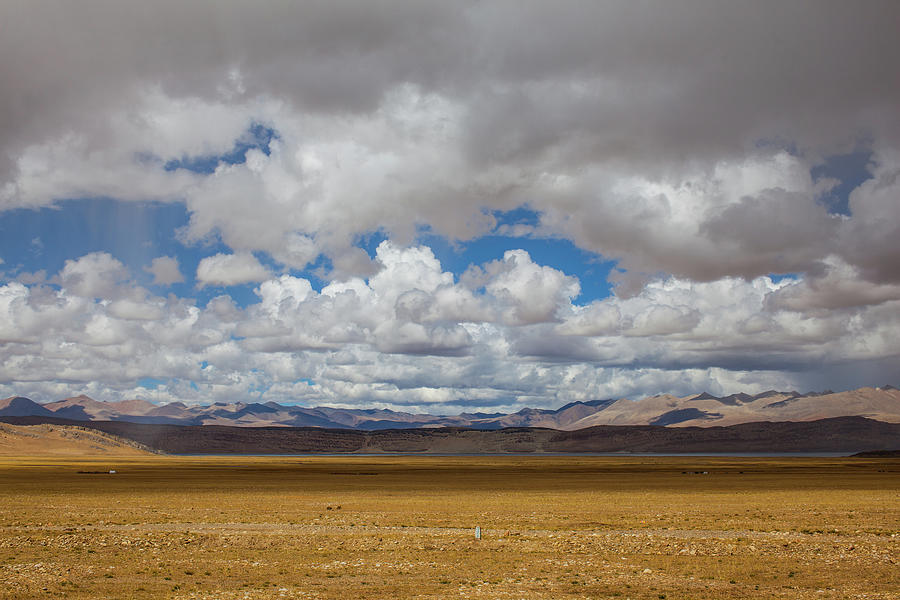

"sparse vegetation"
[0,455,896,599]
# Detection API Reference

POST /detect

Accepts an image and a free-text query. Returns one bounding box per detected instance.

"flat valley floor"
[0,456,897,599]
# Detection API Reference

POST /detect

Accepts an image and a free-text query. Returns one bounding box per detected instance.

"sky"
[1,1,899,413]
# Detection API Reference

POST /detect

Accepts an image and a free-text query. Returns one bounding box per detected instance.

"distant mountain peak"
[0,396,55,417]
[2,386,897,431]
[66,394,98,403]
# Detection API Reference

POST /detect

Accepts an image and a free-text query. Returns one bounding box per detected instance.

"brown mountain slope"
[0,423,154,456]
[0,396,55,417]
[3,416,895,454]
[566,387,900,429]
[11,385,900,429]
[43,395,156,420]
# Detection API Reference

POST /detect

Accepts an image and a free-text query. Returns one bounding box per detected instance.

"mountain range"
[1,386,898,430]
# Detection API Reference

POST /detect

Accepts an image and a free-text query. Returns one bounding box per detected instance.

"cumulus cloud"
[471,250,580,325]
[145,256,184,285]
[196,252,271,287]
[56,252,131,299]
[3,245,898,410]
[1,2,899,407]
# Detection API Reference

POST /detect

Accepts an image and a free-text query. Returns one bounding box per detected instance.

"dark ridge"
[146,402,190,417]
[851,449,900,457]
[753,390,785,400]
[765,396,804,409]
[650,408,722,426]
[458,412,506,419]
[50,405,92,420]
[691,392,751,406]
[718,393,753,406]
[1,415,896,455]
[546,417,899,454]
[0,397,55,418]
[556,399,616,412]
[108,414,202,426]
[356,420,446,431]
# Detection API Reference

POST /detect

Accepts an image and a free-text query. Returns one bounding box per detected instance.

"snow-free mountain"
[2,387,898,430]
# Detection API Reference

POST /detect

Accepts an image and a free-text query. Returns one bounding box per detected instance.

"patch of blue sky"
[164,123,279,174]
[422,233,615,304]
[1,191,613,312]
[247,372,272,400]
[137,377,168,390]
[810,149,873,216]
[1,197,192,282]
[490,205,541,228]
[196,279,263,309]
[0,197,269,307]
[428,206,614,303]
[767,272,800,284]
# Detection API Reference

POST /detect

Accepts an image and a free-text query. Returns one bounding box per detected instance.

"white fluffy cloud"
[145,256,184,286]
[474,250,580,325]
[56,252,130,299]
[196,252,271,287]
[2,244,898,410]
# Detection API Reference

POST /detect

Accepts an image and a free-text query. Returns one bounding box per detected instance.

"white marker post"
[475,526,481,539]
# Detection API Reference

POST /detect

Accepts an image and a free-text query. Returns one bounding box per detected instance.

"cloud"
[1,3,899,408]
[766,256,900,311]
[1,245,899,410]
[145,256,184,285]
[839,145,900,284]
[57,252,130,299]
[0,2,897,284]
[472,249,580,325]
[196,252,271,287]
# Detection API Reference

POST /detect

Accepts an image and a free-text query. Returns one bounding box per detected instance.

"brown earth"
[0,423,153,456]
[2,415,897,455]
[0,455,896,599]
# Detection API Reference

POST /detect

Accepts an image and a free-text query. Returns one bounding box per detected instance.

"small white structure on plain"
[108,470,116,474]
[475,526,481,539]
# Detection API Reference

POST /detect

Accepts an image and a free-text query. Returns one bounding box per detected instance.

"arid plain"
[0,450,897,599]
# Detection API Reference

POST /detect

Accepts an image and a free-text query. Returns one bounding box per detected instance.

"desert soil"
[0,456,896,599]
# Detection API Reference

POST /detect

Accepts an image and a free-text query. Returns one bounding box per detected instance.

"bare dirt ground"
[0,423,152,456]
[0,455,896,599]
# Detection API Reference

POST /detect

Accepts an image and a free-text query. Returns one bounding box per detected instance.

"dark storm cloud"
[3,1,900,171]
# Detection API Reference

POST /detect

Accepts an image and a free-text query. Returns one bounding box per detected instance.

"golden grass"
[0,455,897,599]
[0,424,152,456]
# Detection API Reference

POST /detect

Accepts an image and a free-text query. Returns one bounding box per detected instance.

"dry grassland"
[0,455,896,599]
[0,423,152,456]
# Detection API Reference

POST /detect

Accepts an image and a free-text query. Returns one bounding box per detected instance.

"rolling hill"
[0,422,154,456]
